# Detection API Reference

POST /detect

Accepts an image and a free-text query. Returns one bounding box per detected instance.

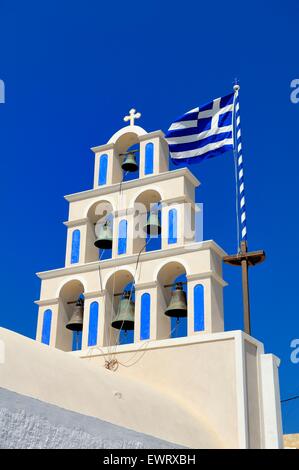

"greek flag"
[165,93,234,164]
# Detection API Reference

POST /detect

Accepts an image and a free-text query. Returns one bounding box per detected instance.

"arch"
[194,284,205,332]
[104,269,135,347]
[144,142,154,175]
[41,309,52,345]
[108,126,147,145]
[57,279,85,352]
[168,208,177,245]
[153,258,189,282]
[133,189,162,254]
[157,261,187,340]
[88,301,99,346]
[140,293,151,340]
[98,154,108,186]
[117,219,127,255]
[86,199,114,223]
[131,187,163,209]
[86,200,114,262]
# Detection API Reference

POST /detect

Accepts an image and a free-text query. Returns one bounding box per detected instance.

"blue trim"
[145,143,154,175]
[117,219,127,255]
[140,293,150,340]
[71,229,80,264]
[194,284,204,331]
[88,301,99,346]
[98,154,108,186]
[171,144,233,165]
[169,131,232,153]
[41,309,52,345]
[168,209,177,244]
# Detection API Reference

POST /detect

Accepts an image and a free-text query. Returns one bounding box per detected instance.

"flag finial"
[233,78,240,92]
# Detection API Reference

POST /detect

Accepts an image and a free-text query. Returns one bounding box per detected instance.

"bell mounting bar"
[119,149,139,156]
[113,289,135,297]
[164,281,187,288]
[67,298,84,305]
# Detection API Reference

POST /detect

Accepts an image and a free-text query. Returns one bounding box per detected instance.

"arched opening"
[122,143,140,183]
[86,200,114,262]
[157,262,187,340]
[57,280,85,352]
[104,270,135,346]
[114,133,140,184]
[133,189,162,254]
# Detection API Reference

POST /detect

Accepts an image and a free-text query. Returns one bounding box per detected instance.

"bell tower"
[34,110,282,449]
[35,109,225,351]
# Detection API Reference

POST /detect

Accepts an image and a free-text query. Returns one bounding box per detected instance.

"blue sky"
[0,0,298,434]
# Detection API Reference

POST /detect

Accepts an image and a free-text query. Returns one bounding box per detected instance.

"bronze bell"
[111,291,135,331]
[144,212,161,236]
[94,221,113,249]
[66,298,84,331]
[164,283,187,318]
[121,152,138,173]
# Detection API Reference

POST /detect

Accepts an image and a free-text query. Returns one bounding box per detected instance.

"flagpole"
[224,83,265,336]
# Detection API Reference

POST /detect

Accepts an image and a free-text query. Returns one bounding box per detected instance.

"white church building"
[0,111,283,449]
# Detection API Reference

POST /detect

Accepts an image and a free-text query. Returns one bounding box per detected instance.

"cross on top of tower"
[123,108,141,126]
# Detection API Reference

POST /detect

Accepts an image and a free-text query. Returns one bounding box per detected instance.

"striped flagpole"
[233,84,247,245]
[224,83,265,336]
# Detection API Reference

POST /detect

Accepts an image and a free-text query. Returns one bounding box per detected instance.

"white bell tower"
[34,110,283,449]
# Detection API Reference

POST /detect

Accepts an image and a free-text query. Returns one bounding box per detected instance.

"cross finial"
[123,108,141,126]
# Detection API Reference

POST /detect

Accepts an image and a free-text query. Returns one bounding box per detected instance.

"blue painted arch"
[118,219,127,255]
[168,208,177,245]
[71,229,80,264]
[140,293,151,340]
[194,284,204,331]
[98,154,108,186]
[88,301,99,346]
[144,142,154,175]
[41,309,52,345]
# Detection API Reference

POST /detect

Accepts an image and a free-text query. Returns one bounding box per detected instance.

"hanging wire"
[281,395,299,403]
[94,166,185,370]
[111,237,150,357]
[105,171,129,365]
[116,316,184,369]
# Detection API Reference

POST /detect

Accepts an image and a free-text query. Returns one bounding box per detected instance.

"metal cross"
[123,108,141,126]
[223,240,265,335]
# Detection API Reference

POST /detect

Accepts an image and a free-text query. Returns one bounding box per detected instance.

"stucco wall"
[0,327,282,449]
[0,388,180,449]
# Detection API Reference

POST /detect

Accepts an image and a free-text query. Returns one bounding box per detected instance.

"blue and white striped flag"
[165,93,234,164]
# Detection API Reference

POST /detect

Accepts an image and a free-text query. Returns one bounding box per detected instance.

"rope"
[106,172,128,358]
